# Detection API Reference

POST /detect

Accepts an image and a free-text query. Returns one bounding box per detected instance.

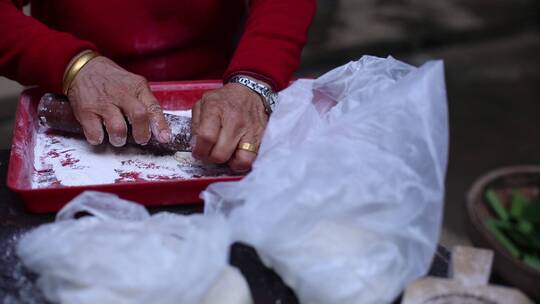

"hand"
[191,82,268,172]
[67,56,171,147]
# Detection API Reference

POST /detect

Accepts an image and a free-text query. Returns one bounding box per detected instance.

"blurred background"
[1,0,539,248]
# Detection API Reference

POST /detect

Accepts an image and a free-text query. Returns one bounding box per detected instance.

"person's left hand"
[191,82,268,173]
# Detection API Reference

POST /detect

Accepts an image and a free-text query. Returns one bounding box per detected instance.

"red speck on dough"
[121,159,161,170]
[115,171,143,183]
[47,150,60,158]
[60,154,80,167]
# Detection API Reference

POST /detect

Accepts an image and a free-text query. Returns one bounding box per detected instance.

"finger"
[229,134,259,173]
[208,121,243,164]
[99,104,128,147]
[120,96,151,145]
[77,112,104,145]
[192,105,221,161]
[191,101,202,148]
[138,85,171,143]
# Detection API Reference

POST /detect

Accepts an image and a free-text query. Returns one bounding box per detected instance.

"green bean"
[486,190,509,221]
[485,218,520,258]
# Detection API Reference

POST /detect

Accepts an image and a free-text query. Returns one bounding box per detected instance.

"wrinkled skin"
[68,54,268,172]
[68,56,171,147]
[192,82,268,172]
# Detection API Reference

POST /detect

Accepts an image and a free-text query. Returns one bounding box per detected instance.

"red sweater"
[0,0,315,92]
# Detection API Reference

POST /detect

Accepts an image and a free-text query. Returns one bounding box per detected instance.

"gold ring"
[237,142,258,154]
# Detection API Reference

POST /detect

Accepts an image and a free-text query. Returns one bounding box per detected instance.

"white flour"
[32,110,229,188]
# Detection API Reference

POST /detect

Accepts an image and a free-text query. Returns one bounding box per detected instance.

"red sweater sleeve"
[0,1,96,92]
[224,0,316,91]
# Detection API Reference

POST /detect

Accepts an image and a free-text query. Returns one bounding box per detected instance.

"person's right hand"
[66,55,171,147]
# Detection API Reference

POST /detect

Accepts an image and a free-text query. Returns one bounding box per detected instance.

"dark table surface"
[0,149,449,303]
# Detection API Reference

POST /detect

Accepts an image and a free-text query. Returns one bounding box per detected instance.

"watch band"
[228,76,278,115]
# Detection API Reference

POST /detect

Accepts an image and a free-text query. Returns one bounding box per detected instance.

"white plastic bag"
[16,191,250,304]
[203,56,449,304]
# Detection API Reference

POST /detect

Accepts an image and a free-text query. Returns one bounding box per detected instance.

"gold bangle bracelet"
[62,50,99,95]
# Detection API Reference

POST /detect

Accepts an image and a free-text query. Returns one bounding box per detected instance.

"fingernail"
[110,136,126,147]
[159,130,171,143]
[189,135,197,149]
[88,139,100,146]
[85,131,103,145]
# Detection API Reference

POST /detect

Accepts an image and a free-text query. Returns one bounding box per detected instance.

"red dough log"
[37,93,192,153]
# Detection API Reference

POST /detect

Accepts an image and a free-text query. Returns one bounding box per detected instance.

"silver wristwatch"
[228,75,278,115]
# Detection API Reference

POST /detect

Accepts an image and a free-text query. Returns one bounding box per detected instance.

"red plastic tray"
[7,80,242,213]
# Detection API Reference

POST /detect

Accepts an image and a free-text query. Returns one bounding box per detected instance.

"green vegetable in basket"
[510,191,527,218]
[483,189,540,271]
[485,218,520,258]
[522,201,540,224]
[485,189,509,221]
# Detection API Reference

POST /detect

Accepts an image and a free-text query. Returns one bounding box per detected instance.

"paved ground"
[0,0,539,250]
[302,0,540,72]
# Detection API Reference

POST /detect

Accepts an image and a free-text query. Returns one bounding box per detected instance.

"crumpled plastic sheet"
[203,56,449,304]
[16,191,234,304]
